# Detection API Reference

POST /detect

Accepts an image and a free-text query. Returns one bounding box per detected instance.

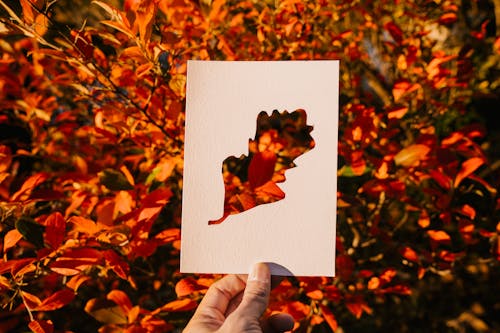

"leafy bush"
[0,0,499,332]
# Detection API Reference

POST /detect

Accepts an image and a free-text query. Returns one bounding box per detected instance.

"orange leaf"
[427,230,451,245]
[305,289,323,300]
[454,157,484,187]
[66,275,91,291]
[386,105,408,119]
[69,216,100,235]
[19,0,35,23]
[439,12,458,25]
[345,297,372,318]
[392,80,421,102]
[400,246,419,262]
[3,229,23,253]
[319,304,338,331]
[11,172,48,201]
[33,289,75,311]
[159,299,198,312]
[368,276,380,290]
[107,290,133,314]
[175,277,207,297]
[21,291,42,309]
[154,228,180,244]
[34,13,49,36]
[28,320,54,333]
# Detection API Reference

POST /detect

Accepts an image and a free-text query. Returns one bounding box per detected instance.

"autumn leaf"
[15,216,45,248]
[209,109,315,225]
[453,157,484,187]
[32,289,75,311]
[156,298,198,313]
[11,172,49,202]
[43,212,66,249]
[175,277,207,297]
[319,303,338,331]
[28,320,54,333]
[85,298,128,325]
[99,168,135,191]
[3,228,23,253]
[394,144,431,167]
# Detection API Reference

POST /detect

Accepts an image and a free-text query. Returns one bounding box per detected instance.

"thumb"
[234,263,271,319]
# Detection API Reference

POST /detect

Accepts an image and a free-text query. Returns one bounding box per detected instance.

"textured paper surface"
[181,60,339,276]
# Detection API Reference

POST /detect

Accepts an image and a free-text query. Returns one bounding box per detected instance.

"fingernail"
[248,263,270,283]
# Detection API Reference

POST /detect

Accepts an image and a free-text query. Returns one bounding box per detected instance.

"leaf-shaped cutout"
[209,109,315,225]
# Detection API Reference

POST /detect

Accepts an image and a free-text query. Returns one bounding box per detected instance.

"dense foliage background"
[0,0,499,332]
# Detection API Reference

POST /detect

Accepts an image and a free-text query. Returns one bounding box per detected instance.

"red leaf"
[248,151,277,189]
[384,21,403,44]
[345,296,372,319]
[33,289,75,311]
[0,258,36,276]
[28,320,54,333]
[44,212,66,249]
[103,250,129,279]
[454,157,484,187]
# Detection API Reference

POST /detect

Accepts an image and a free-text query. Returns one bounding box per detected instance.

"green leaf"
[99,169,134,191]
[15,216,45,248]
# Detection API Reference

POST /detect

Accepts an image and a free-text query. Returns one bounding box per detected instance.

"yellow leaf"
[394,144,430,167]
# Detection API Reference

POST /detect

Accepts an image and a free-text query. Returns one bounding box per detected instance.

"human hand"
[183,263,294,333]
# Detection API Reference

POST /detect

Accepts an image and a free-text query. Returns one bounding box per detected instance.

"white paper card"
[181,60,339,276]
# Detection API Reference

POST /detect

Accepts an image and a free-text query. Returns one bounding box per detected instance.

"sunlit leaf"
[319,304,338,331]
[33,289,75,311]
[85,298,128,324]
[394,144,430,167]
[453,157,484,187]
[11,172,49,202]
[3,229,23,253]
[175,277,207,297]
[107,289,133,314]
[28,320,54,333]
[158,298,197,312]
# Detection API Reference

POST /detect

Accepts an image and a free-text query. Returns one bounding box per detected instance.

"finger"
[267,313,295,332]
[224,290,243,316]
[191,275,246,323]
[232,263,271,319]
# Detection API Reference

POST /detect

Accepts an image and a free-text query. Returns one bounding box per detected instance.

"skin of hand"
[183,263,295,333]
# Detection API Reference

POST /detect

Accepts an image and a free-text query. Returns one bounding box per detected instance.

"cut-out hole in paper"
[209,109,315,225]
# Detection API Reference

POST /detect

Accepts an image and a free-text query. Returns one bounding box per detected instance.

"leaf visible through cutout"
[209,109,315,225]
